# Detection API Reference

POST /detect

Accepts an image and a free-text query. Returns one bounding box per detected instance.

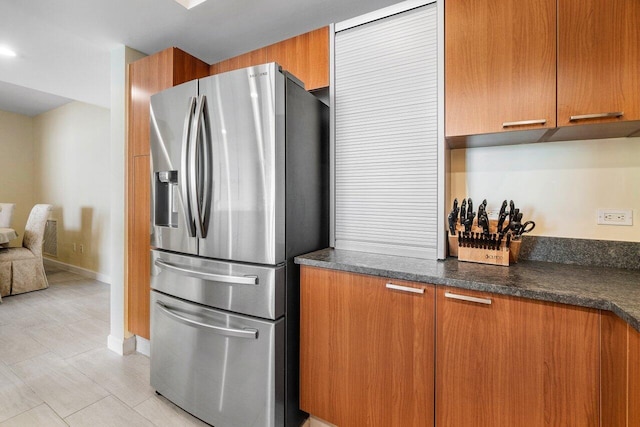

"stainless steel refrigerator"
[148,63,328,427]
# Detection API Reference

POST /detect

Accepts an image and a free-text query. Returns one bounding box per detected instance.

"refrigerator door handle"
[180,96,197,237]
[155,259,259,285]
[156,301,259,339]
[191,95,210,239]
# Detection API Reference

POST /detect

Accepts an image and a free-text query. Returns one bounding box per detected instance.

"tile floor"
[0,267,207,426]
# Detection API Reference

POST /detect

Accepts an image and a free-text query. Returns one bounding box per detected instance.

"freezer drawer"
[151,249,285,319]
[151,291,285,427]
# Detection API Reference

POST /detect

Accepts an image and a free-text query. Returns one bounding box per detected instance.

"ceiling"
[0,0,402,116]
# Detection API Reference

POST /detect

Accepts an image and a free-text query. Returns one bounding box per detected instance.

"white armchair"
[0,203,15,228]
[0,204,52,297]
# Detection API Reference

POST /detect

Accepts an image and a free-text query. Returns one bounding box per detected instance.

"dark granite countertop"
[295,248,640,332]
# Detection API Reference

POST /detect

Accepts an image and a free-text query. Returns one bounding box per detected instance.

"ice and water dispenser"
[155,171,179,227]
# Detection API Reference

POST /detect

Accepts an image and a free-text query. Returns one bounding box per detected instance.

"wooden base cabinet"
[630,325,640,426]
[301,268,636,426]
[601,311,640,426]
[436,288,600,426]
[300,266,434,427]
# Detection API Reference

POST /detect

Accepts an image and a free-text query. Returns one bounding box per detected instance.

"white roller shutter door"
[333,2,440,259]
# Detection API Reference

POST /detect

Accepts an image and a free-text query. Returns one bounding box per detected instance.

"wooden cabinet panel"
[210,27,329,90]
[600,312,628,427]
[601,312,640,426]
[129,50,174,157]
[126,47,208,339]
[543,299,600,425]
[300,266,434,427]
[445,0,556,137]
[236,48,267,69]
[172,48,210,86]
[215,57,238,74]
[306,26,330,91]
[129,48,208,157]
[212,49,267,74]
[436,288,600,426]
[267,27,329,91]
[128,155,150,337]
[557,0,640,127]
[630,325,640,426]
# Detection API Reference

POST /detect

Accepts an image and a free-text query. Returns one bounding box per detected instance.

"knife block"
[447,219,522,266]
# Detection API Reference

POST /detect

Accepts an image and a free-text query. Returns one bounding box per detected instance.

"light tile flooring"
[0,267,207,426]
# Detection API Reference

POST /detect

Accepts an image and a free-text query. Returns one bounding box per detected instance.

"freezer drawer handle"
[385,283,425,294]
[156,301,258,339]
[155,259,259,285]
[444,291,492,305]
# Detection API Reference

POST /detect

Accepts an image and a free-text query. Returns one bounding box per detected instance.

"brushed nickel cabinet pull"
[385,283,425,294]
[502,119,546,128]
[569,112,623,121]
[444,291,492,305]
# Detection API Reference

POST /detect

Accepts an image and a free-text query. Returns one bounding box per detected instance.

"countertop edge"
[295,250,640,333]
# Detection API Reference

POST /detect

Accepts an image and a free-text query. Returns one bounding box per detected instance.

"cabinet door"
[601,312,628,427]
[445,0,556,137]
[436,289,600,426]
[300,266,434,427]
[630,325,640,426]
[557,0,640,127]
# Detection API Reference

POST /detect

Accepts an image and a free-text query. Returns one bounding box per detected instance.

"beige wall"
[33,101,111,277]
[449,136,640,242]
[0,109,35,243]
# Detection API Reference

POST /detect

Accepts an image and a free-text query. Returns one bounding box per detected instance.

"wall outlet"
[72,242,77,252]
[79,244,84,254]
[597,209,633,226]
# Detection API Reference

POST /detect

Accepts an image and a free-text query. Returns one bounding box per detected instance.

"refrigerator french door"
[150,63,286,264]
[149,63,328,427]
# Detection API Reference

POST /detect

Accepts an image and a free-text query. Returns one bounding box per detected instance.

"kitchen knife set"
[448,198,535,266]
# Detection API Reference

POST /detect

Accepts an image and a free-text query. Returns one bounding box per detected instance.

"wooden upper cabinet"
[445,0,556,137]
[126,47,208,339]
[209,27,329,90]
[129,48,209,156]
[436,288,600,426]
[267,28,329,90]
[300,266,434,427]
[557,0,640,127]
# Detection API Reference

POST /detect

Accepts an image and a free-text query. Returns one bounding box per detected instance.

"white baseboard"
[136,336,150,357]
[44,257,111,284]
[107,335,136,355]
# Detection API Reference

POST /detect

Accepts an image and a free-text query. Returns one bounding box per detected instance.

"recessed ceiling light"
[0,46,17,57]
[174,0,208,9]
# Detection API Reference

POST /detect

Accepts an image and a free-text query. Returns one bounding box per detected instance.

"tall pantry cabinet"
[127,48,209,338]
